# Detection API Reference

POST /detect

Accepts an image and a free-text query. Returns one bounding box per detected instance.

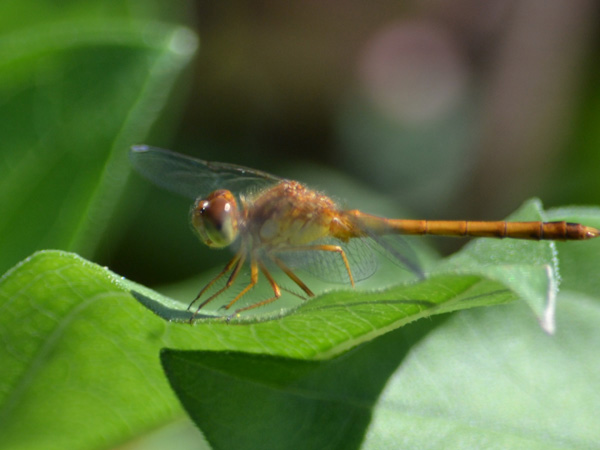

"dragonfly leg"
[270,254,315,297]
[230,259,282,317]
[189,253,241,308]
[189,252,246,320]
[223,257,260,311]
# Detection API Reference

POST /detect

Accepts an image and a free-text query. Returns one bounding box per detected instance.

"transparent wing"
[275,233,424,285]
[276,237,379,285]
[365,232,425,279]
[129,145,281,199]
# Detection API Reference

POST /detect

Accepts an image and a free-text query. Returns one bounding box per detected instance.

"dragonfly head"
[191,190,240,248]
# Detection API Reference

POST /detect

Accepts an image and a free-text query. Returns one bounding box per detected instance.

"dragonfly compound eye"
[191,190,240,248]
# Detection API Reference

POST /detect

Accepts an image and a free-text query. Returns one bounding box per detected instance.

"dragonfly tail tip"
[585,226,600,239]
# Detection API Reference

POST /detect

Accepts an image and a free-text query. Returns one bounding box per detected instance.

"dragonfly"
[129,145,599,318]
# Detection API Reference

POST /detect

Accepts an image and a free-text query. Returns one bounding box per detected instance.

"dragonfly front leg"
[189,252,247,320]
[188,252,243,314]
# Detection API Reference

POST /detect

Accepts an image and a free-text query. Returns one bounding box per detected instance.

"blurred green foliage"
[0,1,197,277]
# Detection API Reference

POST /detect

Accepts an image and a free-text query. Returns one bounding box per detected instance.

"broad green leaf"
[160,315,440,450]
[160,292,600,450]
[137,272,514,358]
[362,291,600,449]
[0,251,200,450]
[0,18,198,275]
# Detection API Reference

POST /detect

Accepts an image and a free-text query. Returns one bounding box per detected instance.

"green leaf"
[0,251,200,450]
[160,316,438,450]
[137,273,514,358]
[161,292,600,450]
[0,18,198,274]
[362,292,600,449]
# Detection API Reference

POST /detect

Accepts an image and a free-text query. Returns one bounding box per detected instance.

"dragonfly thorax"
[191,189,241,248]
[245,181,348,247]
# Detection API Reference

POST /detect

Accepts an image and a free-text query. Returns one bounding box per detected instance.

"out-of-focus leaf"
[0,251,201,450]
[0,18,198,274]
[361,290,600,449]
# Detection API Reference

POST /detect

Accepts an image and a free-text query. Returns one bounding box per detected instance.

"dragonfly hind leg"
[270,255,315,297]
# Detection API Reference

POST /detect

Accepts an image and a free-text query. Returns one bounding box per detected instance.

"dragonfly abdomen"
[346,210,598,241]
[388,219,599,240]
